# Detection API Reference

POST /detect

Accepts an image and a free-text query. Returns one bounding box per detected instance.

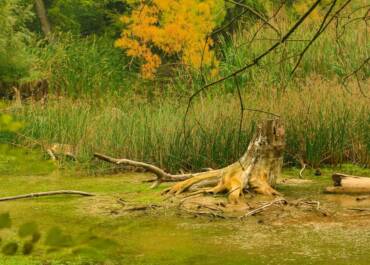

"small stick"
[243,198,286,218]
[122,204,160,212]
[0,190,94,202]
[299,163,306,178]
[347,208,370,212]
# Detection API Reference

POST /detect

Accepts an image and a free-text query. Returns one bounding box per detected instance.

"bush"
[34,33,130,97]
[0,0,36,86]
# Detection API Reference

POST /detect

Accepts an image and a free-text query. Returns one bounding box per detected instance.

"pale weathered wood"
[325,173,370,194]
[332,173,370,188]
[325,186,370,194]
[95,119,285,204]
[0,190,94,202]
[94,152,201,183]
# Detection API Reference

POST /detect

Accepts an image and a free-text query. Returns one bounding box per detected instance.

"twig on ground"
[346,207,370,212]
[242,198,287,218]
[0,190,94,202]
[299,163,307,178]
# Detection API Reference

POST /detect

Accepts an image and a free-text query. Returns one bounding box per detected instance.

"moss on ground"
[1,145,370,265]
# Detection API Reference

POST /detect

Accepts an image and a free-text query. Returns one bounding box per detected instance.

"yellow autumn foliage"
[293,0,334,22]
[115,0,225,79]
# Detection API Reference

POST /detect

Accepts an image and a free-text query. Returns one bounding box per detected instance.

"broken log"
[325,173,370,194]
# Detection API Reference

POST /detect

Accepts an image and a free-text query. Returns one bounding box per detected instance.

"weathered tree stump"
[95,118,285,204]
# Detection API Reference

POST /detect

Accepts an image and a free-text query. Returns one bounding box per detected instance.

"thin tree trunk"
[35,0,51,36]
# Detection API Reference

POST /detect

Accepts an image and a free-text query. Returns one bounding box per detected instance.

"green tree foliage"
[45,0,127,35]
[0,0,35,85]
[0,212,117,258]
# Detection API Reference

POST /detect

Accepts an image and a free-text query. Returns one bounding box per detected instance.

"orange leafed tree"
[115,0,225,79]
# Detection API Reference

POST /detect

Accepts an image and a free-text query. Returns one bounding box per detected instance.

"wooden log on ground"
[0,190,94,202]
[325,173,370,194]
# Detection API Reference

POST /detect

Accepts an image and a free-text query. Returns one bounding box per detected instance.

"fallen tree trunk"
[325,173,370,194]
[95,119,285,204]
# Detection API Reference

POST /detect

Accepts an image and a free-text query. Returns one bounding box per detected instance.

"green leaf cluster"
[0,212,117,258]
[0,0,36,85]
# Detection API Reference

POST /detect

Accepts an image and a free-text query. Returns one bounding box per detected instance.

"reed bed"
[10,77,369,172]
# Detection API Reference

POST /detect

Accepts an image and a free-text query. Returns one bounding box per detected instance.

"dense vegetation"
[0,0,369,172]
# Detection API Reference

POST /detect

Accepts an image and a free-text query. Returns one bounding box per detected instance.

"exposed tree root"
[178,196,330,220]
[95,119,285,205]
[0,190,94,202]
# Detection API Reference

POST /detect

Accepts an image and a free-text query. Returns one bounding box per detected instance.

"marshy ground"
[1,145,370,265]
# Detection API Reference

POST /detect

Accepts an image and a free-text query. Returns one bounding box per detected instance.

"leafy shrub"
[0,0,36,86]
[115,0,226,79]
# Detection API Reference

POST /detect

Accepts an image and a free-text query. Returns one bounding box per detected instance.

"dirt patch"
[77,173,370,229]
[278,178,314,185]
[80,191,370,230]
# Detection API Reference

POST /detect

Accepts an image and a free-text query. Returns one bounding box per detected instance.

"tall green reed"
[10,78,369,172]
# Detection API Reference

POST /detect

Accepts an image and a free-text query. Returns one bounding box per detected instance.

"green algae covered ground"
[1,145,370,265]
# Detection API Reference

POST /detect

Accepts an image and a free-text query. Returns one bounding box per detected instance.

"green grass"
[0,144,55,176]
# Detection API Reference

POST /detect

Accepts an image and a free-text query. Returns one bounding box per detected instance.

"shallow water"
[1,145,370,265]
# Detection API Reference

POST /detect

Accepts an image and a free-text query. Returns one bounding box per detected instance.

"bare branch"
[185,0,322,122]
[94,153,222,187]
[291,0,353,76]
[341,56,370,97]
[242,198,287,218]
[0,190,94,202]
[225,0,281,36]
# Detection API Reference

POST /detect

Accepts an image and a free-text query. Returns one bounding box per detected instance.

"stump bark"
[95,119,285,204]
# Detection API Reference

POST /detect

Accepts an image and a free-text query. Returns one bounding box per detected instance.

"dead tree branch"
[290,0,353,76]
[0,190,94,202]
[94,153,218,187]
[185,0,322,123]
[242,198,287,218]
[225,0,281,36]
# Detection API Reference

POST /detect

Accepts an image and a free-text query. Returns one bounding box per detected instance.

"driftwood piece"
[325,173,370,194]
[0,190,94,202]
[94,153,194,185]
